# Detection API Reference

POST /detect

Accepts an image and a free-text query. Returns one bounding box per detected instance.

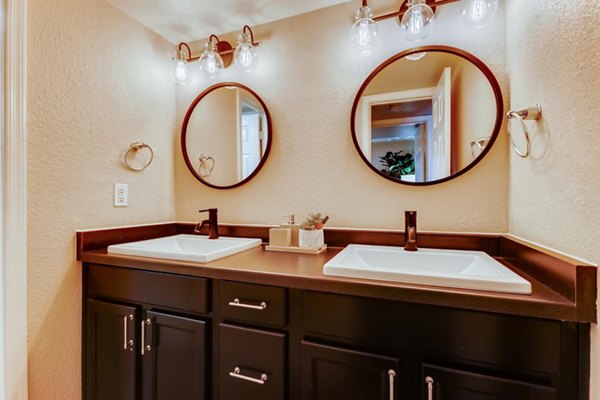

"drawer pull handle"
[228,298,267,311]
[229,367,268,385]
[388,369,396,400]
[425,376,434,400]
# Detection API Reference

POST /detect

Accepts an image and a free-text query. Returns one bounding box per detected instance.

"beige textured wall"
[27,0,176,398]
[505,1,600,398]
[452,58,496,170]
[362,52,458,95]
[174,1,510,232]
[185,88,239,186]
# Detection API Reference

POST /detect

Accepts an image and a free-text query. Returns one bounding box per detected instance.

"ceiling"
[106,0,353,44]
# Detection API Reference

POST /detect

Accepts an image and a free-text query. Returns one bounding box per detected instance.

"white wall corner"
[2,0,28,398]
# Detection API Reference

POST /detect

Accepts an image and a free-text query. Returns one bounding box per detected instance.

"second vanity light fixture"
[173,25,261,85]
[352,0,498,51]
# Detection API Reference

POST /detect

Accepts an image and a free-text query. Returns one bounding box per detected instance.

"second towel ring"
[123,141,154,171]
[198,154,215,177]
[507,105,542,158]
[470,137,490,159]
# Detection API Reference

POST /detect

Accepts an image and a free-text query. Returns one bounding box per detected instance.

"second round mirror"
[351,46,503,185]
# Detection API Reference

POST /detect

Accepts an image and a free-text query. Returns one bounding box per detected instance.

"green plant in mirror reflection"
[379,151,415,179]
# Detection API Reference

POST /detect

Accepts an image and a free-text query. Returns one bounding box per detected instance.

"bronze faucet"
[404,211,418,251]
[195,208,219,239]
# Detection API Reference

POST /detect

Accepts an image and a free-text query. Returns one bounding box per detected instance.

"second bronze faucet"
[404,210,418,251]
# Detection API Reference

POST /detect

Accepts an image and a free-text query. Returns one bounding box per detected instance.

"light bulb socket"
[355,6,374,21]
[174,49,184,61]
[407,0,427,6]
[237,32,252,46]
[203,41,218,54]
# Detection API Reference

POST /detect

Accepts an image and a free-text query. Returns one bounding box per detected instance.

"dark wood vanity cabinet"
[84,266,209,400]
[83,263,589,400]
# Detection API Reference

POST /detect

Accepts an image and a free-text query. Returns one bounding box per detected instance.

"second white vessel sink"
[324,244,532,294]
[107,234,262,263]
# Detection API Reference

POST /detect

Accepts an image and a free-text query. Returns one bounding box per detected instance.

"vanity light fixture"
[351,0,498,51]
[172,25,262,84]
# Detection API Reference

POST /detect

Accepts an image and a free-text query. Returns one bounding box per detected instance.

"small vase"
[299,229,324,249]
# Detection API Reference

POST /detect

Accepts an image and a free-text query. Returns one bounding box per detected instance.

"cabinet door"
[301,341,399,400]
[422,364,557,400]
[86,299,138,400]
[142,311,207,400]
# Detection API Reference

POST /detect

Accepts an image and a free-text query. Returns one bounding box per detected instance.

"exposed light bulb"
[172,50,190,85]
[198,41,224,79]
[406,52,427,61]
[351,6,378,52]
[234,32,258,72]
[400,0,435,42]
[461,0,498,29]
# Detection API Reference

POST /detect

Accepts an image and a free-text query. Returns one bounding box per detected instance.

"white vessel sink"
[324,244,532,294]
[107,234,262,263]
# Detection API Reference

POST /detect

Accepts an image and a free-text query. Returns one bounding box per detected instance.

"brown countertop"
[77,223,597,323]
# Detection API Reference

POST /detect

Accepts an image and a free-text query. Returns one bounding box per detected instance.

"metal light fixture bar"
[177,25,261,67]
[361,0,462,22]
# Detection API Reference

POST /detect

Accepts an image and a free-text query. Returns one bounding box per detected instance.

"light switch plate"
[114,183,128,207]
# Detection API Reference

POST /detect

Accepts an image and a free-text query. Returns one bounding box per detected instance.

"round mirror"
[351,46,503,185]
[182,83,272,189]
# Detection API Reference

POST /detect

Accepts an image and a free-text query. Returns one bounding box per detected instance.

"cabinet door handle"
[123,314,133,350]
[388,369,396,400]
[141,318,152,355]
[425,376,434,400]
[229,367,268,385]
[228,298,267,310]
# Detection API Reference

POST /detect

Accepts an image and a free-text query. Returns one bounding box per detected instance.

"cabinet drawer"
[305,291,561,375]
[87,264,209,314]
[219,323,286,400]
[422,364,557,399]
[219,281,286,327]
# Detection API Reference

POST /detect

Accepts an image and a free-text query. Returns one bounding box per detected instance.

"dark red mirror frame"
[350,45,504,187]
[181,82,273,190]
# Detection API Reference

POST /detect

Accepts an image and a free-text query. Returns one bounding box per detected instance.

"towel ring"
[507,105,542,158]
[123,141,154,171]
[470,137,490,159]
[198,154,215,177]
